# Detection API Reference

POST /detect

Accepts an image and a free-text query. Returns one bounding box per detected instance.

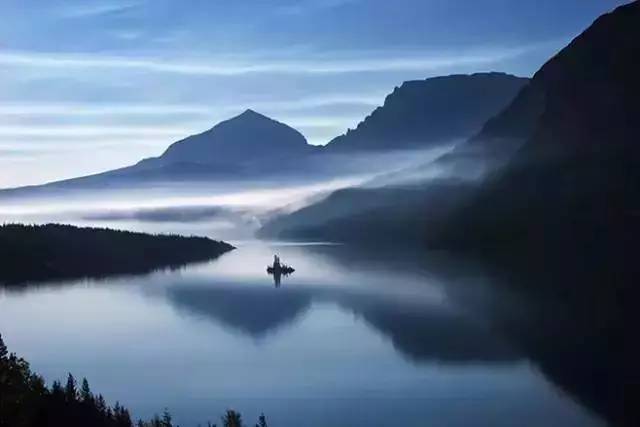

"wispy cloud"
[0,124,193,138]
[109,29,145,41]
[0,43,552,76]
[277,0,360,15]
[0,103,213,116]
[0,94,384,118]
[58,1,143,18]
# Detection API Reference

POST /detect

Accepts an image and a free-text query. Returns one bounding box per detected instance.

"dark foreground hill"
[432,1,640,251]
[0,224,234,285]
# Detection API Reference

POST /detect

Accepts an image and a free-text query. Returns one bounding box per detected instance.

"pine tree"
[222,410,243,427]
[65,373,77,402]
[151,414,163,427]
[51,380,64,398]
[80,377,93,403]
[0,334,7,360]
[257,413,268,427]
[96,394,107,415]
[161,409,173,427]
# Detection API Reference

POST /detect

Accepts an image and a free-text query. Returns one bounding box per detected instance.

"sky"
[0,0,630,188]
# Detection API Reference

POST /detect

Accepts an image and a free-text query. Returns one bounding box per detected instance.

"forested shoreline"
[0,224,234,286]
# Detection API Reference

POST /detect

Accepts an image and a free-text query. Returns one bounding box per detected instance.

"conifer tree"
[0,334,7,360]
[80,377,93,403]
[222,409,243,427]
[65,373,77,402]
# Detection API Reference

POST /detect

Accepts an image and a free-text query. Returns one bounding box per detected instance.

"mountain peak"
[238,108,265,118]
[158,109,310,165]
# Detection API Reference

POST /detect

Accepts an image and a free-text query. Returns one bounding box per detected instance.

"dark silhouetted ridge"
[325,72,528,151]
[433,1,640,252]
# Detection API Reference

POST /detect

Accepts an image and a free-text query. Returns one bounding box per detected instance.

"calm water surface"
[0,242,605,427]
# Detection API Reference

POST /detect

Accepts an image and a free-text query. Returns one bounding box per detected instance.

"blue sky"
[0,0,629,187]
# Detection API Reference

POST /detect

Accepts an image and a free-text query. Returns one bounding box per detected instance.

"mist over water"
[0,145,457,239]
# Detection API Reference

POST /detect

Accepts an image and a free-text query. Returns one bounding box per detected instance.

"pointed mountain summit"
[158,109,311,165]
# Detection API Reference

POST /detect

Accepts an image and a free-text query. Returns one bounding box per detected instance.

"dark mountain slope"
[258,180,475,244]
[432,1,640,251]
[325,72,528,152]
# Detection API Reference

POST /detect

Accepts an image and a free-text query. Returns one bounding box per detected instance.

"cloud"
[277,0,360,15]
[109,30,145,41]
[0,94,383,118]
[0,124,193,138]
[57,1,143,18]
[0,103,213,116]
[0,43,553,76]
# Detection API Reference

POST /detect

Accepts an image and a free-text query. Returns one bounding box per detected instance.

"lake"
[0,241,607,427]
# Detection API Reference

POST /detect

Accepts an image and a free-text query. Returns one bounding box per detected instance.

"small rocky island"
[267,255,295,275]
[0,223,234,285]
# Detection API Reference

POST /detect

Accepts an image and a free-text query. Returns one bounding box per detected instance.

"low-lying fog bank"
[0,145,459,240]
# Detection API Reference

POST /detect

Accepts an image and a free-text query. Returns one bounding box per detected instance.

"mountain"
[258,73,529,240]
[432,1,640,250]
[0,74,527,196]
[257,181,474,244]
[324,72,528,152]
[0,110,321,196]
[148,109,313,166]
[259,2,640,246]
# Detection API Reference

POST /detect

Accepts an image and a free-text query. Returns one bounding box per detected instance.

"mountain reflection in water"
[1,242,630,427]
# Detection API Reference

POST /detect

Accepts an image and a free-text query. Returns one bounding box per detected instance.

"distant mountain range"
[0,73,526,195]
[260,1,640,250]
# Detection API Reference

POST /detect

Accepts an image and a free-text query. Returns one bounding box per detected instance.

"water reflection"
[168,286,311,339]
[167,282,519,363]
[0,241,623,427]
[267,267,295,288]
[466,248,638,427]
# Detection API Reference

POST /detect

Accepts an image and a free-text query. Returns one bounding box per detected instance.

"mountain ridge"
[0,73,528,194]
[325,72,528,152]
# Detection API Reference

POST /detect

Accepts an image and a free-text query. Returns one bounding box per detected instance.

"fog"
[0,144,463,240]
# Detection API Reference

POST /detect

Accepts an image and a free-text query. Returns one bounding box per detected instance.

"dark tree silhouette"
[65,373,78,402]
[2,333,269,427]
[255,413,268,427]
[222,410,243,427]
[80,378,93,404]
[0,223,234,286]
